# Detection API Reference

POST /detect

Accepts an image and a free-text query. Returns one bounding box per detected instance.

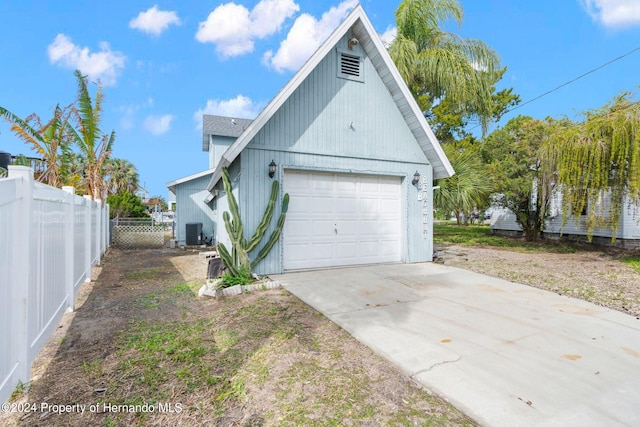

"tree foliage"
[434,143,495,224]
[1,70,120,199]
[107,191,149,219]
[105,158,140,195]
[67,70,115,200]
[0,104,73,187]
[481,116,557,241]
[551,93,640,240]
[482,92,640,242]
[430,68,520,143]
[389,0,501,133]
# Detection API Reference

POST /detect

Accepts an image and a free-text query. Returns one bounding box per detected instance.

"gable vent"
[340,52,361,77]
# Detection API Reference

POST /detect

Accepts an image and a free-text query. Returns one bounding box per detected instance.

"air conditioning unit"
[185,222,202,245]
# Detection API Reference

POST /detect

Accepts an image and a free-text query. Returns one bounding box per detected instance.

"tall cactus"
[217,167,289,277]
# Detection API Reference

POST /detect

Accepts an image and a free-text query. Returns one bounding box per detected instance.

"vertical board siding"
[249,34,428,165]
[0,168,108,405]
[240,149,433,274]
[235,32,434,273]
[174,174,215,245]
[493,192,640,244]
[209,135,236,169]
[622,200,640,239]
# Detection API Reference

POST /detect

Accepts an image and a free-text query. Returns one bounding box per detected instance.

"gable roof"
[202,115,253,151]
[166,169,214,194]
[206,4,454,192]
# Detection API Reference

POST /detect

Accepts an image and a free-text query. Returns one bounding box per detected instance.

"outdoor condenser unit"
[185,222,202,246]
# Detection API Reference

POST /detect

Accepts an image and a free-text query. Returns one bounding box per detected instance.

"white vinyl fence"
[0,166,108,404]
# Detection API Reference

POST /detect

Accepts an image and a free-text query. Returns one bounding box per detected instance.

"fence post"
[94,199,101,265]
[62,187,75,312]
[7,166,33,389]
[83,195,92,283]
[105,204,110,251]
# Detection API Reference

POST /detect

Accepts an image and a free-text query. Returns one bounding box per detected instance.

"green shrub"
[217,267,252,289]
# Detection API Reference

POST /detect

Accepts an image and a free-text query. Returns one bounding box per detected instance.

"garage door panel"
[286,172,310,190]
[311,174,334,191]
[310,243,333,261]
[311,219,335,237]
[336,197,358,214]
[284,171,403,270]
[312,196,333,213]
[285,219,312,238]
[288,195,313,214]
[336,242,358,258]
[336,177,357,192]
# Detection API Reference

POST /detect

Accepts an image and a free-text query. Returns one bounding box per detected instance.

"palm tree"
[66,70,115,201]
[105,158,140,195]
[389,0,500,134]
[64,151,87,194]
[0,104,72,187]
[434,143,495,224]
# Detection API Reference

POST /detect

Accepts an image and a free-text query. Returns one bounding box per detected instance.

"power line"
[468,44,640,132]
[509,45,640,114]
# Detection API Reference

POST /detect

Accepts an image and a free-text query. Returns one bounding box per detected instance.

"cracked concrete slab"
[273,263,640,427]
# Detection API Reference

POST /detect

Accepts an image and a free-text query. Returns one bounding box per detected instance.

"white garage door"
[283,170,402,270]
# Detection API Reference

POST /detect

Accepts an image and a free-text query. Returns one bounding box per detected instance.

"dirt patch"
[1,248,475,426]
[437,244,640,318]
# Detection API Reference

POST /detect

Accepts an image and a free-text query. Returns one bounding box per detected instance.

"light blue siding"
[491,194,640,247]
[230,33,435,274]
[249,36,428,164]
[238,150,432,274]
[209,135,236,169]
[174,174,215,246]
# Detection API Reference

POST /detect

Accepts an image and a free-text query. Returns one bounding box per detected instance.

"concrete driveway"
[272,263,640,427]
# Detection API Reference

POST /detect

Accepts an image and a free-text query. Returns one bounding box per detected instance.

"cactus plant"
[217,167,289,277]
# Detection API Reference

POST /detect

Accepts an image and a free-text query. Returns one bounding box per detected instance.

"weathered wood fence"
[0,166,109,404]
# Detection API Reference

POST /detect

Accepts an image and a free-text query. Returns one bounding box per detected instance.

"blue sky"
[1,0,640,199]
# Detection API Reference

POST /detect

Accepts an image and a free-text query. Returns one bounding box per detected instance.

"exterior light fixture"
[412,171,420,186]
[269,160,277,178]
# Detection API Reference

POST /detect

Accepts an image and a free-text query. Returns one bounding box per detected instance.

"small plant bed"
[199,268,281,298]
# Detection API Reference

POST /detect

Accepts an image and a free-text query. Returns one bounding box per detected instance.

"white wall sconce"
[269,160,277,178]
[412,171,420,187]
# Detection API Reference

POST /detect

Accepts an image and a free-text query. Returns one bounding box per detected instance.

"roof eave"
[206,5,367,192]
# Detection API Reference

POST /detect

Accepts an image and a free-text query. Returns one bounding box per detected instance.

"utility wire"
[469,45,640,131]
[509,45,640,114]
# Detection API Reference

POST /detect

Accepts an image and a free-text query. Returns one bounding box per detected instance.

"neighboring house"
[167,190,176,212]
[167,115,253,245]
[490,193,640,247]
[135,185,149,203]
[168,5,454,273]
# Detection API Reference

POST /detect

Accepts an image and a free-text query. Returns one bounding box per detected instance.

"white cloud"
[47,34,126,86]
[263,0,357,73]
[116,98,154,131]
[379,26,397,47]
[144,114,174,135]
[196,0,299,58]
[129,5,181,36]
[193,95,263,128]
[581,0,640,28]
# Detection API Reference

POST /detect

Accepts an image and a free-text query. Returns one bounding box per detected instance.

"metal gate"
[110,218,165,248]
